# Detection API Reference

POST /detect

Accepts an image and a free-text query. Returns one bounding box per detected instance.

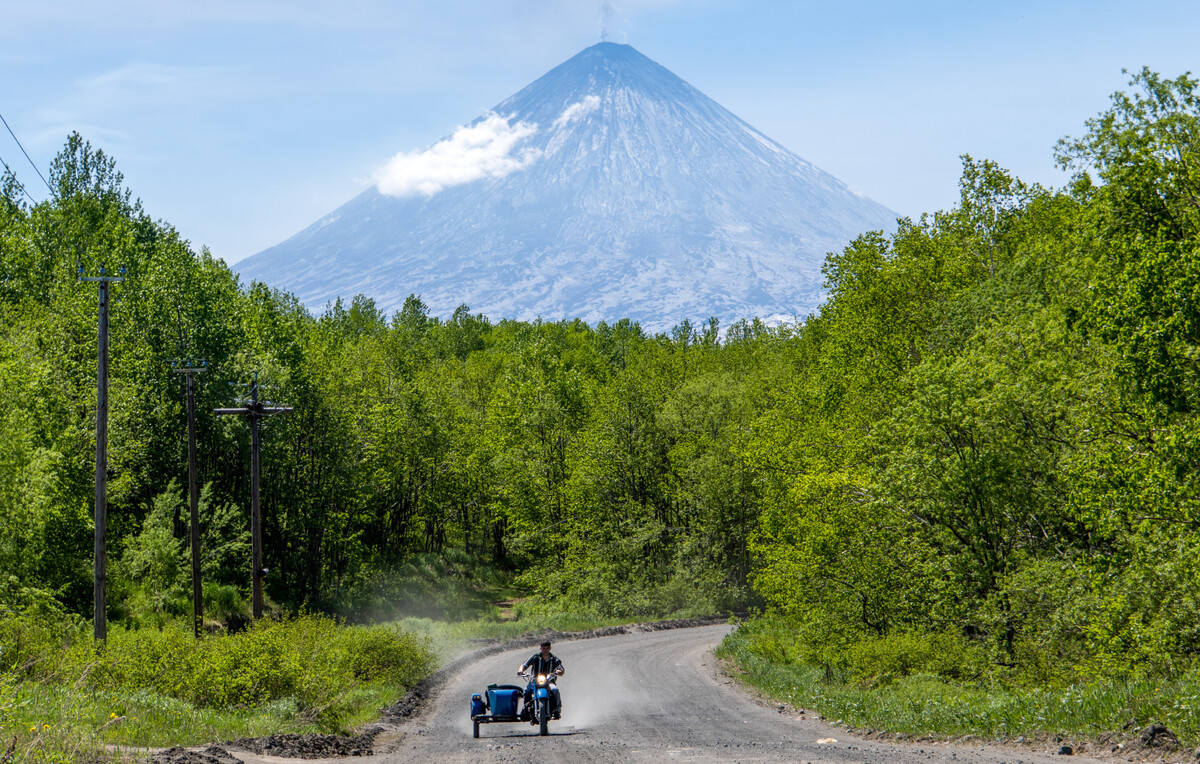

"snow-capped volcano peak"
[237,43,896,331]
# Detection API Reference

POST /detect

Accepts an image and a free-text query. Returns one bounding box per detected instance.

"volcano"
[236,43,896,331]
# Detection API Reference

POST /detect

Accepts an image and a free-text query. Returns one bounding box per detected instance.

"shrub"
[6,611,434,724]
[0,604,82,679]
[839,629,987,685]
[335,552,503,622]
[202,582,251,631]
[128,616,424,711]
[343,624,430,685]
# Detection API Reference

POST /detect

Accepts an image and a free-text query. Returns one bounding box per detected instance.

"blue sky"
[3,0,1198,266]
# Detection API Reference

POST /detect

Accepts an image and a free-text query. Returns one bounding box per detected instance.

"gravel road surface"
[367,623,1108,764]
[166,623,1120,763]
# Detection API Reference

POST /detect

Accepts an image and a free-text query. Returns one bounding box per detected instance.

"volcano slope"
[239,42,897,332]
[372,624,1106,764]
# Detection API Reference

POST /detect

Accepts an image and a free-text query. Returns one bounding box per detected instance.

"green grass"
[716,616,1200,747]
[1,613,433,763]
[4,679,387,761]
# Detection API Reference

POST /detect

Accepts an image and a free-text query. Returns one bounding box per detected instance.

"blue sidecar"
[471,674,560,737]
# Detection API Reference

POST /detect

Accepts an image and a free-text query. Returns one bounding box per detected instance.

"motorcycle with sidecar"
[470,671,561,737]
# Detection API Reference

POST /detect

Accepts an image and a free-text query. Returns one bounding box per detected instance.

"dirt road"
[371,623,1107,764]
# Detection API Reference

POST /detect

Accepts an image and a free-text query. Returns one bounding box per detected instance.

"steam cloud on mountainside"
[374,112,541,197]
[375,98,605,198]
[554,95,601,128]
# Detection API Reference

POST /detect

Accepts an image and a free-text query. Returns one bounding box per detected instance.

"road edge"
[153,616,736,762]
[380,614,731,723]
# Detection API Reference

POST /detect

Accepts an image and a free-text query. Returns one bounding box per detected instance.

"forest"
[2,67,1199,694]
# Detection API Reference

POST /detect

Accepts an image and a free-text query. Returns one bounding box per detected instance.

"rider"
[518,640,564,721]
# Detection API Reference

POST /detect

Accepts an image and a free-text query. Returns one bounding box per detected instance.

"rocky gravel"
[228,731,378,758]
[151,746,243,764]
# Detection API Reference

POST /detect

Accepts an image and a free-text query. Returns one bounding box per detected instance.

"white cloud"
[553,95,601,128]
[374,113,541,197]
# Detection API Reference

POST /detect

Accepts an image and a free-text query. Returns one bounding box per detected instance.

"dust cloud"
[456,649,634,735]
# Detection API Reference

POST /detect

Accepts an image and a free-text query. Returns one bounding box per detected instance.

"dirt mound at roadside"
[152,731,381,762]
[152,746,241,764]
[229,730,379,758]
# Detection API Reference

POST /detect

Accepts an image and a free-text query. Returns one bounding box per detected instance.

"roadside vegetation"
[713,68,1200,750]
[0,565,638,762]
[720,616,1200,747]
[1,606,430,760]
[3,67,1200,759]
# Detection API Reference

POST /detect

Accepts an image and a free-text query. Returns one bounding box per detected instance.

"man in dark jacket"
[518,640,564,720]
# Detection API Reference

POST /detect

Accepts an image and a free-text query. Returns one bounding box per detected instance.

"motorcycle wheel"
[538,697,550,736]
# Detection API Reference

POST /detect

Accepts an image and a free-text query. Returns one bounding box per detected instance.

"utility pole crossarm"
[213,406,293,416]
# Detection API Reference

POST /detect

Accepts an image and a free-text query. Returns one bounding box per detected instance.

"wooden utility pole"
[214,376,291,619]
[172,360,207,637]
[80,265,125,643]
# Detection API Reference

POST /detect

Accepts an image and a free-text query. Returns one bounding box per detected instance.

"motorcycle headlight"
[536,674,548,686]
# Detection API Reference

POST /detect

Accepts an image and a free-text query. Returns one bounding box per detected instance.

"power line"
[0,152,39,206]
[0,111,53,197]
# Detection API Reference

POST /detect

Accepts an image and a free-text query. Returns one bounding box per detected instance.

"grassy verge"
[1,613,432,763]
[3,680,399,762]
[716,616,1200,749]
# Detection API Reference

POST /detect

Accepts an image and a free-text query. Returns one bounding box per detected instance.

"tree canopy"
[4,70,1200,684]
